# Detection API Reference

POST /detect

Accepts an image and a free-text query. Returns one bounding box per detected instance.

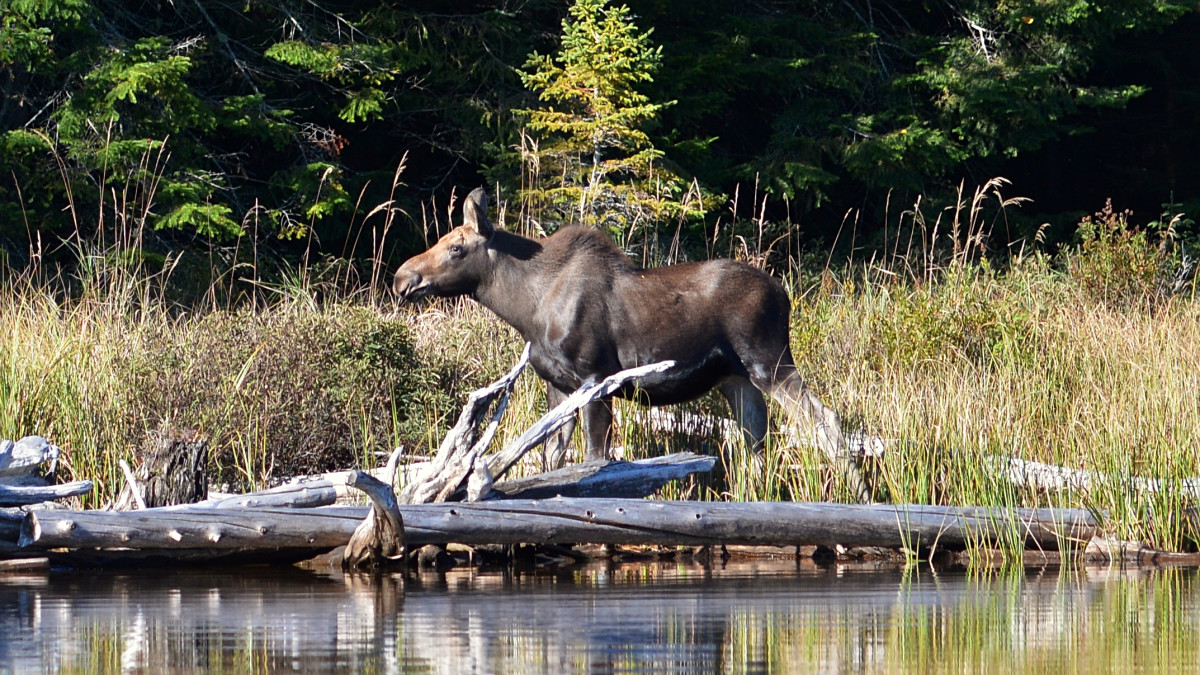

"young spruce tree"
[518,0,701,244]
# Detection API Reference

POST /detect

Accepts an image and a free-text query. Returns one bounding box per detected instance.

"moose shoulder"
[394,188,868,501]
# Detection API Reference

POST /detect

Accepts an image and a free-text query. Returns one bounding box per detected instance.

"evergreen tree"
[516,0,703,241]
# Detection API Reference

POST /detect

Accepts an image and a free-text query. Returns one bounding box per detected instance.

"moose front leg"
[580,398,615,462]
[543,384,575,470]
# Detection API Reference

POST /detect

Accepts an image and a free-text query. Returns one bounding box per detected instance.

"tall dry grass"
[5,160,1200,556]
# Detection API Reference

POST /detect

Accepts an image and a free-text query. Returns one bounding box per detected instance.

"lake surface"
[2,558,1199,673]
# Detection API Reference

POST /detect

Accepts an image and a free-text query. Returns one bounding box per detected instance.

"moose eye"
[448,244,465,259]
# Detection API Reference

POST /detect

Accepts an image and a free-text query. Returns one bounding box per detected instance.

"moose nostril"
[394,271,421,298]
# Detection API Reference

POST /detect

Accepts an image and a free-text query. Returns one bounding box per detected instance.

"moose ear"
[463,187,494,238]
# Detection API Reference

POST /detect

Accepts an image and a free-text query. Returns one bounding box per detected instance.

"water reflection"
[2,559,1199,673]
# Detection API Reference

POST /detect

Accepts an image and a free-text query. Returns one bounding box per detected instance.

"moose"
[394,188,869,502]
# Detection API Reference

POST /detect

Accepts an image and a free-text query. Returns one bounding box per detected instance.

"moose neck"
[472,230,549,339]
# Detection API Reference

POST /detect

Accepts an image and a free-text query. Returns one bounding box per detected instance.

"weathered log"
[19,499,1098,556]
[181,481,338,510]
[20,506,354,552]
[141,433,209,507]
[115,431,209,509]
[289,453,424,502]
[631,408,1200,502]
[994,455,1200,499]
[486,453,716,500]
[0,436,58,487]
[0,480,93,507]
[343,472,406,569]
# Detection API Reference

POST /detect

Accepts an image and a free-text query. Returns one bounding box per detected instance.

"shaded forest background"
[3,0,1199,277]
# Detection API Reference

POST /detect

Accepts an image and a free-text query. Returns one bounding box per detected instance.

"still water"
[1,558,1198,673]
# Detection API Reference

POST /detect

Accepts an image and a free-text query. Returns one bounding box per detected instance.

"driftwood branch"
[19,499,1098,557]
[399,344,530,504]
[485,359,677,480]
[994,455,1200,499]
[399,346,677,505]
[117,459,147,510]
[343,471,406,569]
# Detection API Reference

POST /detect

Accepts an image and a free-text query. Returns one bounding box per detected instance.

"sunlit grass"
[4,174,1200,556]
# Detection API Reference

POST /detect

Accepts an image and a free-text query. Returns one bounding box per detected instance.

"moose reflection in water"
[393,188,865,498]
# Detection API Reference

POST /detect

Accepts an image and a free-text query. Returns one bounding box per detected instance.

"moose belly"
[529,342,738,406]
[612,345,737,406]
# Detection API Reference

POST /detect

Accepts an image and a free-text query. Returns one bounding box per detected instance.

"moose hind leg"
[717,377,768,452]
[754,366,872,504]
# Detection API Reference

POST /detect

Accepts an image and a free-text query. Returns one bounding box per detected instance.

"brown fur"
[394,188,861,496]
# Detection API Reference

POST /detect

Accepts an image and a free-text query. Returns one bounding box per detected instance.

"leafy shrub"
[122,306,447,485]
[1065,200,1179,309]
[868,273,1033,370]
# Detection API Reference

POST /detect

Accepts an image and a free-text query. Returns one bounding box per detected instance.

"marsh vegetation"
[3,175,1197,559]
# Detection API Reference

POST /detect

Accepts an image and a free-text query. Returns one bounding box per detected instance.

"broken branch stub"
[398,344,530,505]
[343,471,407,569]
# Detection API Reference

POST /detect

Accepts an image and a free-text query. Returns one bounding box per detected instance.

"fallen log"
[994,455,1200,499]
[486,453,716,500]
[0,480,93,507]
[19,499,1098,559]
[630,408,1200,502]
[179,481,338,510]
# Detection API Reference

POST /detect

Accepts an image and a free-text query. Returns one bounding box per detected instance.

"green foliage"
[0,1,423,244]
[868,272,1034,370]
[1,0,1198,262]
[1065,200,1181,308]
[894,1,1183,166]
[265,39,409,122]
[516,0,709,239]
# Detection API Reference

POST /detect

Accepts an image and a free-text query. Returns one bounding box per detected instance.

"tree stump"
[115,431,209,509]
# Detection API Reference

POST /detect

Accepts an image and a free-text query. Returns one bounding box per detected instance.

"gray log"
[0,480,93,507]
[0,436,58,486]
[487,453,716,500]
[183,482,338,509]
[20,506,357,551]
[19,499,1097,555]
[141,434,209,507]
